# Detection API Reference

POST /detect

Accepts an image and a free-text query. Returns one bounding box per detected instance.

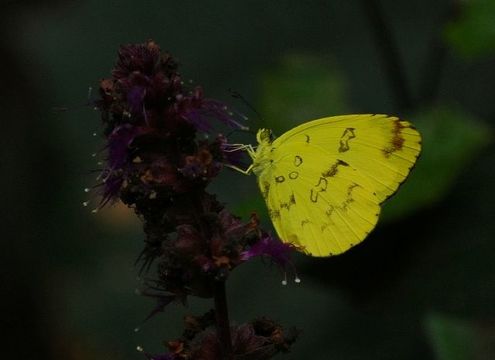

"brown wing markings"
[294,155,303,167]
[382,119,407,158]
[280,192,296,211]
[322,159,350,178]
[338,127,356,153]
[262,181,270,199]
[289,171,299,179]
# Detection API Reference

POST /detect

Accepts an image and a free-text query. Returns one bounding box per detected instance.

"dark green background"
[2,0,495,359]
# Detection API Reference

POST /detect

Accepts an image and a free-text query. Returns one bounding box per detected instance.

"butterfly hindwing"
[258,144,380,256]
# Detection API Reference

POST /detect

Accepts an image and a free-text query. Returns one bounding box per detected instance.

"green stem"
[214,280,233,359]
[361,0,413,112]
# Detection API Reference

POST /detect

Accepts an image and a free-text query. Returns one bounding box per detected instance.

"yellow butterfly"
[232,114,421,257]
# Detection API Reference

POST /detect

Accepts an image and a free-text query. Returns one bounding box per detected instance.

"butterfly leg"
[224,163,253,175]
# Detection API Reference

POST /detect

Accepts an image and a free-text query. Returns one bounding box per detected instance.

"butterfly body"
[248,114,421,257]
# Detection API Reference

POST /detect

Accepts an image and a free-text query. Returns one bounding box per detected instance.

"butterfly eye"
[256,128,274,144]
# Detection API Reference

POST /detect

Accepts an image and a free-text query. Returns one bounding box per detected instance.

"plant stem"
[419,0,461,106]
[361,0,413,112]
[214,279,233,359]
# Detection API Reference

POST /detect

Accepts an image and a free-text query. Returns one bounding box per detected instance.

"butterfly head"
[256,128,274,145]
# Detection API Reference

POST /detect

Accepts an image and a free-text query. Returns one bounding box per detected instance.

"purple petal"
[240,234,295,268]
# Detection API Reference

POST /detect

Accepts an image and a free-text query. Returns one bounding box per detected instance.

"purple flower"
[241,234,296,270]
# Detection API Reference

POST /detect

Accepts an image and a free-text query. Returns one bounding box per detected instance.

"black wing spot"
[294,155,303,167]
[304,134,310,143]
[289,171,299,180]
[275,175,285,183]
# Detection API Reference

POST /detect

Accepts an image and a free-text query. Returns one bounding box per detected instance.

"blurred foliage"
[445,0,495,59]
[260,53,350,132]
[427,313,477,360]
[426,313,495,360]
[4,0,495,359]
[382,106,492,222]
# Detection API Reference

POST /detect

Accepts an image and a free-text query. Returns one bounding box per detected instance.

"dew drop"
[91,153,97,157]
[91,208,98,214]
[294,277,301,284]
[84,188,90,193]
[281,280,288,286]
[134,327,140,333]
[92,132,97,137]
[136,345,144,352]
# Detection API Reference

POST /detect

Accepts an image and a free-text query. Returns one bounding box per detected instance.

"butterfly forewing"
[255,114,421,257]
[273,114,422,203]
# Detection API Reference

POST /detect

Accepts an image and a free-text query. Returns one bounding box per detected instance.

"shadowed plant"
[89,40,299,360]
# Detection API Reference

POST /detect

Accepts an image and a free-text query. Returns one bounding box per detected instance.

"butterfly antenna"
[229,88,264,124]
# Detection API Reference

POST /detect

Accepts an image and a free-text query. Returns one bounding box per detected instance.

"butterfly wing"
[256,114,421,257]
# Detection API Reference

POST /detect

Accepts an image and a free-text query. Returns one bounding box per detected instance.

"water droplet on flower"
[92,132,97,137]
[281,280,288,286]
[91,153,97,157]
[82,201,89,207]
[294,276,301,284]
[97,161,103,165]
[84,188,90,193]
[91,208,99,214]
[228,112,234,116]
[134,327,140,333]
[136,345,144,352]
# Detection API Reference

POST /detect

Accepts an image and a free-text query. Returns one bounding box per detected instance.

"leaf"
[381,106,492,222]
[444,0,495,59]
[259,53,350,133]
[426,313,495,360]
